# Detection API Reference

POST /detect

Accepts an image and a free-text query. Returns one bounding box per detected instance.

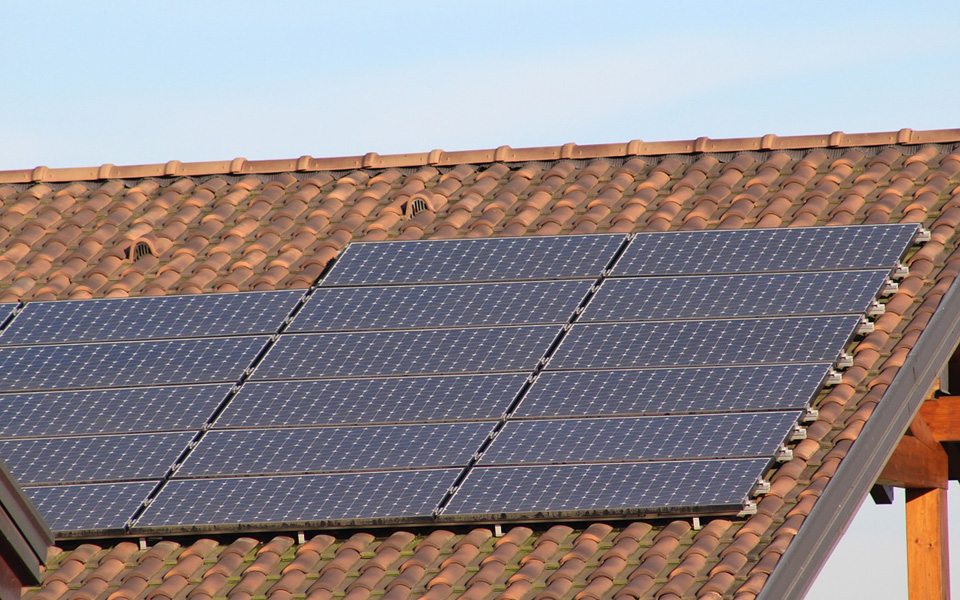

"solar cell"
[217,374,526,428]
[0,384,231,438]
[0,336,270,392]
[290,280,591,332]
[24,481,156,532]
[582,271,888,322]
[443,459,768,517]
[322,234,624,286]
[481,413,801,465]
[516,365,831,417]
[614,224,918,276]
[178,423,494,477]
[549,316,859,370]
[137,469,461,528]
[0,291,302,345]
[254,326,560,380]
[0,432,194,484]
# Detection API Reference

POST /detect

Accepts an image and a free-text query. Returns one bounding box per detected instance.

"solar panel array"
[0,225,920,534]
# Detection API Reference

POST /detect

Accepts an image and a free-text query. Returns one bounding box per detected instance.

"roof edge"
[0,460,53,584]
[2,127,959,185]
[759,272,960,599]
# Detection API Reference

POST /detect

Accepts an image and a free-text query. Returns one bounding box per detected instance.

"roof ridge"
[3,127,960,185]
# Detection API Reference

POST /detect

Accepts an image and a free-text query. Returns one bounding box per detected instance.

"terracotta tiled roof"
[14,127,960,599]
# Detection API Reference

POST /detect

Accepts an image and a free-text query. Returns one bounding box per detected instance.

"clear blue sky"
[3,1,959,597]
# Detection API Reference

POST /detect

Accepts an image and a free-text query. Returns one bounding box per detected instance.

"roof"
[14,127,960,599]
[0,459,52,587]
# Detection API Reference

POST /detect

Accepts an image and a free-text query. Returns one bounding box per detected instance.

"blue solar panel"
[322,234,624,286]
[443,459,769,517]
[582,271,888,322]
[481,413,801,465]
[0,291,303,345]
[24,481,156,532]
[0,384,231,438]
[218,374,527,428]
[254,326,560,380]
[614,224,918,276]
[0,336,269,392]
[290,280,591,332]
[516,365,831,417]
[137,469,461,528]
[549,316,859,370]
[179,423,494,477]
[0,432,193,484]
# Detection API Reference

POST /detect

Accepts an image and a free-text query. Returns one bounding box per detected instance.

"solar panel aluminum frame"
[321,233,628,287]
[128,469,464,536]
[613,223,922,277]
[288,279,594,333]
[0,289,305,347]
[22,480,160,538]
[580,270,892,323]
[438,458,773,523]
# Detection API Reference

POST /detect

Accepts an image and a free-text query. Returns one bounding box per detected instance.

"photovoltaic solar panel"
[0,384,232,438]
[137,469,461,528]
[613,224,918,276]
[0,336,270,392]
[12,223,921,533]
[582,271,889,322]
[0,432,193,484]
[24,481,156,532]
[549,316,860,370]
[0,291,303,345]
[178,423,494,477]
[481,413,801,466]
[443,459,769,517]
[322,234,624,286]
[254,326,560,380]
[217,374,527,428]
[290,280,592,332]
[516,365,831,417]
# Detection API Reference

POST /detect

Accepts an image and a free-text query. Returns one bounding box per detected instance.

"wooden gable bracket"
[874,394,960,600]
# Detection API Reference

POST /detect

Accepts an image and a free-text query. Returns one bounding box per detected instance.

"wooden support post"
[906,487,950,600]
[875,404,955,599]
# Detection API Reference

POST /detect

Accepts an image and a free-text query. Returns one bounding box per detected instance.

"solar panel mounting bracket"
[788,424,807,442]
[802,407,820,423]
[914,227,931,244]
[835,352,854,370]
[865,301,885,318]
[775,445,794,463]
[880,279,899,296]
[752,479,771,496]
[856,317,875,336]
[738,500,758,517]
[824,370,843,386]
[891,262,910,280]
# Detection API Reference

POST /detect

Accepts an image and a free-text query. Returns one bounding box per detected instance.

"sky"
[3,1,960,596]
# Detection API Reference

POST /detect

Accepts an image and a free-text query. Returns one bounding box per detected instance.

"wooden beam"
[906,487,951,600]
[921,395,960,442]
[877,434,949,489]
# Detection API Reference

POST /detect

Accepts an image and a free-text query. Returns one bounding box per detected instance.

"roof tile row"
[1,141,959,301]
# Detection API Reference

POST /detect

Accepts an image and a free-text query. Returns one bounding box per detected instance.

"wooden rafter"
[875,394,958,600]
[877,413,948,489]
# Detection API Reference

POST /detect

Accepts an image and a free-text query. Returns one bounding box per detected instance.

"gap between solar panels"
[0,225,926,537]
